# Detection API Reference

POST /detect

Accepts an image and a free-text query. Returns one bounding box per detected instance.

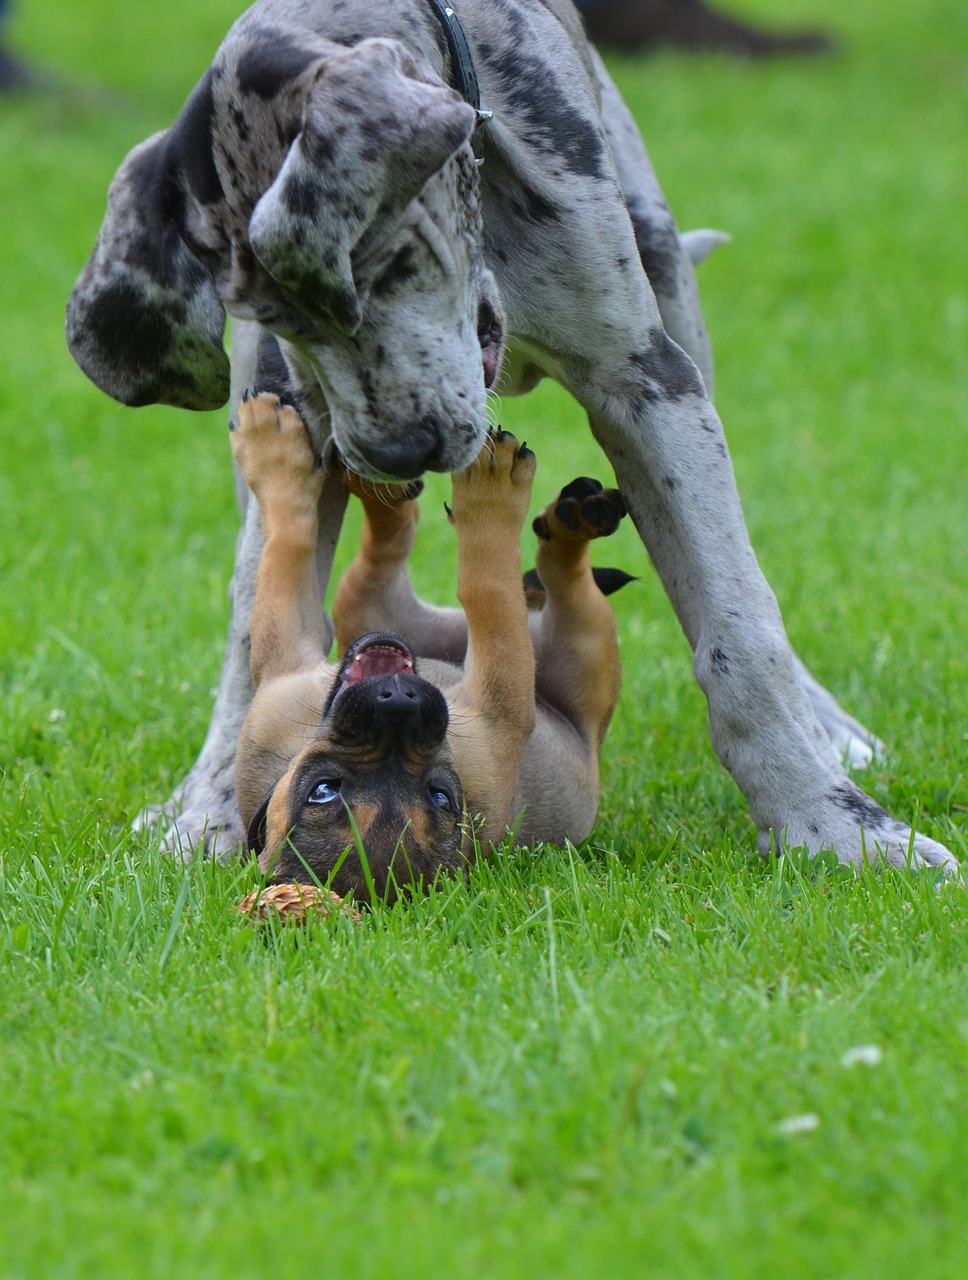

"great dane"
[65,0,956,873]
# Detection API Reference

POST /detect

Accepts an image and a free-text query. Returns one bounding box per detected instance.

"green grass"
[1,1,967,1275]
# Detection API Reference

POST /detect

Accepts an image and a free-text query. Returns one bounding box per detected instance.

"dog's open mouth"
[326,633,416,714]
[342,637,414,687]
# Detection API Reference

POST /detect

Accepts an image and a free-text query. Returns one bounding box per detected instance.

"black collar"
[424,0,492,163]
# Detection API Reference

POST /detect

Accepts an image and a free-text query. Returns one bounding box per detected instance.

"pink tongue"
[343,645,412,687]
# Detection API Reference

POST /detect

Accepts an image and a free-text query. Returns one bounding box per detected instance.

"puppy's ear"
[248,38,476,334]
[246,786,275,856]
[66,131,230,411]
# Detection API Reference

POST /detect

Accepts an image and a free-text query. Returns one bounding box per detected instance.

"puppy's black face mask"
[249,634,468,902]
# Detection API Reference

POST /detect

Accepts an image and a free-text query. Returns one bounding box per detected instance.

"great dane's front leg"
[581,329,956,873]
[133,498,262,858]
[136,327,348,858]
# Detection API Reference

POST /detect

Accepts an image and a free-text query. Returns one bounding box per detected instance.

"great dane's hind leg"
[790,654,883,769]
[582,330,956,874]
[594,45,882,773]
[331,469,469,661]
[533,160,955,871]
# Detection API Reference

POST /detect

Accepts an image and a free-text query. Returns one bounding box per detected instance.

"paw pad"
[539,476,626,540]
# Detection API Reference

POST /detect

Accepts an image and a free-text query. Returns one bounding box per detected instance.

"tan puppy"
[231,392,627,901]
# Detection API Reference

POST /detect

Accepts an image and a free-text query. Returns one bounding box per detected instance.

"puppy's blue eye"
[430,789,451,810]
[308,779,341,805]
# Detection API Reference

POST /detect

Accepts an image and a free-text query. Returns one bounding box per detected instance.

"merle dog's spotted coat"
[67,0,956,873]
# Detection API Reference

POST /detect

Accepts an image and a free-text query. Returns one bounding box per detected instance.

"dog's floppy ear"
[248,38,476,334]
[65,131,230,411]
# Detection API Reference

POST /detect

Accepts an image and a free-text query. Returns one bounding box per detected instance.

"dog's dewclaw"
[237,883,360,924]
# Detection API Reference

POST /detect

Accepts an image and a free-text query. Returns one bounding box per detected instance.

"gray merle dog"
[65,0,957,874]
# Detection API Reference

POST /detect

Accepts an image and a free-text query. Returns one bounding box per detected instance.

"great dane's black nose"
[362,418,447,479]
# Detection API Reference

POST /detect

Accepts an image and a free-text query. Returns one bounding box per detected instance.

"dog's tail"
[522,566,637,610]
[679,228,730,266]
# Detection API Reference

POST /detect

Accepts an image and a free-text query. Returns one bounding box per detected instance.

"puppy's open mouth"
[326,633,416,714]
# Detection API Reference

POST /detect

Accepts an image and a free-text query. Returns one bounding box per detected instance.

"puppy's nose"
[372,676,420,717]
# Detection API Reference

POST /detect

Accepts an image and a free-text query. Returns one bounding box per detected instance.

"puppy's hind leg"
[333,471,469,661]
[530,479,628,750]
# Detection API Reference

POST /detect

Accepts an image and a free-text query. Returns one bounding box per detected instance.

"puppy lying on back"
[231,392,629,901]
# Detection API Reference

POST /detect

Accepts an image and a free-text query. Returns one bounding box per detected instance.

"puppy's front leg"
[447,430,537,832]
[229,393,327,684]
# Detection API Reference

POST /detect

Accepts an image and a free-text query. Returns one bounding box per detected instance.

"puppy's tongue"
[342,643,414,687]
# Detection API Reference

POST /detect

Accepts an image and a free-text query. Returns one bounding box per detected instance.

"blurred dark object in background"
[0,47,33,91]
[576,0,834,57]
[0,0,34,92]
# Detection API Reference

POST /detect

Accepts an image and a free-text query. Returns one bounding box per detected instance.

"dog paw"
[761,780,959,877]
[450,428,536,526]
[532,476,626,543]
[133,799,246,862]
[792,654,883,769]
[132,753,246,862]
[230,391,322,503]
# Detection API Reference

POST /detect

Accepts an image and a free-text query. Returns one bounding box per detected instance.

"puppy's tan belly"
[515,714,602,846]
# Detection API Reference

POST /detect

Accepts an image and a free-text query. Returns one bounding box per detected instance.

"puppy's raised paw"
[533,476,626,543]
[231,392,321,502]
[450,427,536,530]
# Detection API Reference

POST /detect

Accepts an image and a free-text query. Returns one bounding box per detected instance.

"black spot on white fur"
[630,331,705,402]
[236,33,319,99]
[710,646,730,675]
[830,783,888,832]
